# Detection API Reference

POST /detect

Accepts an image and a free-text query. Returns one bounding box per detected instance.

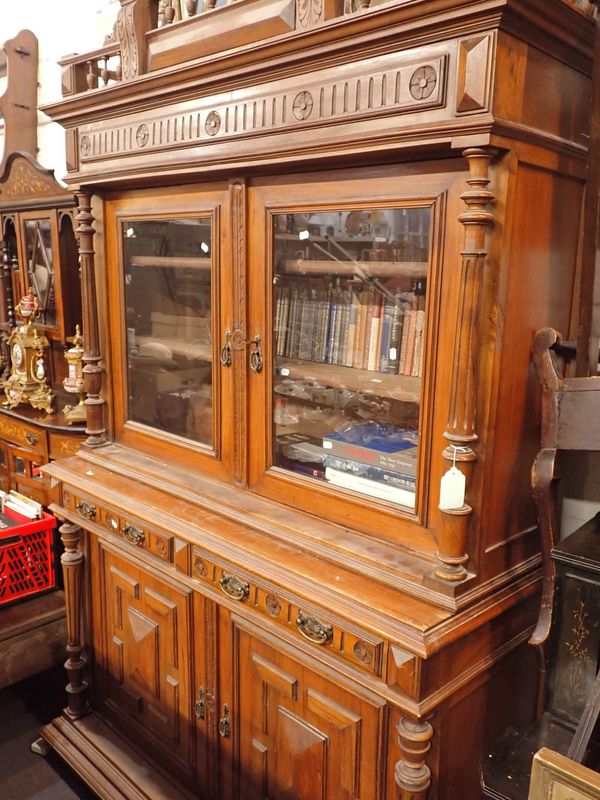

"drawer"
[63,488,174,565]
[0,416,46,455]
[49,432,84,460]
[189,547,385,678]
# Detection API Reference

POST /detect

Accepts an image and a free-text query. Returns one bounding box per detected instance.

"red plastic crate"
[0,508,58,606]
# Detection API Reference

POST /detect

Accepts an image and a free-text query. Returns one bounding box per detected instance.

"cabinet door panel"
[233,624,385,800]
[92,540,194,777]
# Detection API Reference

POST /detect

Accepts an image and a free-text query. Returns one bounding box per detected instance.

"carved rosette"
[409,66,437,100]
[395,716,433,799]
[435,148,495,582]
[292,91,314,120]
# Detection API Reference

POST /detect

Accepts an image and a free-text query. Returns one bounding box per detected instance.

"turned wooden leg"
[395,716,433,799]
[59,520,90,719]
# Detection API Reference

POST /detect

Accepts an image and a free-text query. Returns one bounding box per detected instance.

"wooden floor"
[0,665,97,799]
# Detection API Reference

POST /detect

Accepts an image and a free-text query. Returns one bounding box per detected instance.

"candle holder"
[62,325,87,425]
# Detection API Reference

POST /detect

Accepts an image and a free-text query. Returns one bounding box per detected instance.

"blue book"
[323,423,418,474]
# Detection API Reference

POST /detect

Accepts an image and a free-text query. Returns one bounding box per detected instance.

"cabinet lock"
[121,523,145,546]
[220,328,263,373]
[195,687,205,720]
[219,704,231,738]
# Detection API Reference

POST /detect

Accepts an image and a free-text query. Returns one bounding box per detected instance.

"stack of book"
[322,422,417,508]
[274,278,426,377]
[0,489,43,520]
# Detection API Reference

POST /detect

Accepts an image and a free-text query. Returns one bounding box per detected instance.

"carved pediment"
[0,152,69,203]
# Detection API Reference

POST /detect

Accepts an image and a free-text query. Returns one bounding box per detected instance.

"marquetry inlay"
[0,157,66,200]
[77,50,448,162]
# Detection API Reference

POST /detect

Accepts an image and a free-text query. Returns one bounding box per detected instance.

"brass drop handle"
[248,335,263,373]
[195,687,206,720]
[296,611,333,645]
[121,523,145,546]
[25,431,38,446]
[76,500,96,520]
[220,328,232,367]
[219,704,231,737]
[219,573,249,601]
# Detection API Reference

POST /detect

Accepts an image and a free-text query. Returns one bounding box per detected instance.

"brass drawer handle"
[296,611,333,645]
[76,500,96,520]
[219,573,249,601]
[218,704,231,738]
[25,431,39,446]
[248,334,263,373]
[122,523,145,546]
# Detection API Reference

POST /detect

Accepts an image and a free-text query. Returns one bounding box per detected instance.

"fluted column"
[76,190,107,447]
[59,520,90,719]
[435,148,495,581]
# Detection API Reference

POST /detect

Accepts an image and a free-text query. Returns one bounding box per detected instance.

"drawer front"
[63,488,174,565]
[0,416,46,455]
[49,432,84,460]
[61,488,385,678]
[190,547,385,677]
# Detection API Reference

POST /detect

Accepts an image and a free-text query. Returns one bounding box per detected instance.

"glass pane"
[123,217,213,446]
[13,455,26,476]
[272,207,431,510]
[24,218,56,326]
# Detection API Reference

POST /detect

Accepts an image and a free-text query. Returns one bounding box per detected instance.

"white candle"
[439,466,466,510]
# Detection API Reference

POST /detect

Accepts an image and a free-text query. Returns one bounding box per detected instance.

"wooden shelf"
[130,255,211,270]
[278,358,421,402]
[135,335,212,362]
[281,259,428,278]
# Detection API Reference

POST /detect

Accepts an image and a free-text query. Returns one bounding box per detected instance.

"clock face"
[11,343,24,369]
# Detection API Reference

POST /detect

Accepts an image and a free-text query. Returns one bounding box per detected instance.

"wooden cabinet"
[36,1,596,798]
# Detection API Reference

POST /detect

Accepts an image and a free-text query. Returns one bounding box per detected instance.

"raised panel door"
[91,538,196,785]
[226,619,385,800]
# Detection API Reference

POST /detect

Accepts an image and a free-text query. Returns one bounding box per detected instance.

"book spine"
[326,289,339,364]
[385,300,404,374]
[331,288,343,365]
[378,298,394,372]
[411,308,426,377]
[344,292,357,367]
[398,308,416,375]
[324,467,416,508]
[324,455,416,488]
[279,285,290,357]
[352,291,367,368]
[367,309,381,370]
[316,288,329,363]
[361,291,376,369]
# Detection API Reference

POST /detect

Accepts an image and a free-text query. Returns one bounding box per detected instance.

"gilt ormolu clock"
[3,288,53,413]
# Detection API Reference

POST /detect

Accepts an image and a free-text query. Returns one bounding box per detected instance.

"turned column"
[435,148,495,582]
[59,520,90,719]
[395,715,434,799]
[76,190,107,447]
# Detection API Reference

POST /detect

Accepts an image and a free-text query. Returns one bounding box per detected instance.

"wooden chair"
[480,327,600,799]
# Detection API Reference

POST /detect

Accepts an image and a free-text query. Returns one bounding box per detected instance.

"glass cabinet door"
[122,217,214,445]
[247,168,451,547]
[271,207,429,511]
[106,185,233,480]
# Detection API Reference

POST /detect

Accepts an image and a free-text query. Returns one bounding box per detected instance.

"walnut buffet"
[37,1,595,798]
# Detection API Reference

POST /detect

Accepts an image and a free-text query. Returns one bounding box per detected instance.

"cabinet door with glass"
[248,164,465,551]
[105,185,234,481]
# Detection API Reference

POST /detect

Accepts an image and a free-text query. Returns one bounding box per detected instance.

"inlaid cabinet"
[37,0,596,798]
